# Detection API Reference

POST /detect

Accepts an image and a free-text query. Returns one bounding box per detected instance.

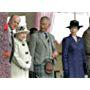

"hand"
[44,62,53,74]
[52,51,58,59]
[3,51,11,58]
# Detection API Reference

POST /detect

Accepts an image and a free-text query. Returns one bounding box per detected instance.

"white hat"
[15,26,29,34]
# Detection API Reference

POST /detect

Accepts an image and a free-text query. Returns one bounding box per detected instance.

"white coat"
[11,38,32,78]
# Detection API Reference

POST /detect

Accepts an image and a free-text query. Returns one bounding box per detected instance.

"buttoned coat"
[11,38,32,78]
[62,35,86,78]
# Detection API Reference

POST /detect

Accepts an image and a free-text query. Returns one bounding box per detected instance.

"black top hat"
[66,20,83,29]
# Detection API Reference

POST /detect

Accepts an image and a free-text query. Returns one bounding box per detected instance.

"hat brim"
[66,25,83,29]
[15,30,30,34]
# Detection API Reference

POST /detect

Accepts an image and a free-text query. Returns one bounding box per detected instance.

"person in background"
[29,16,58,78]
[62,20,87,78]
[3,15,21,63]
[29,27,38,35]
[83,18,90,78]
[27,27,38,46]
[11,26,32,78]
[27,27,39,78]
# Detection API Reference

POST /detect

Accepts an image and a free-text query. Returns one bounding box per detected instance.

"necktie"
[44,33,48,39]
[44,33,49,43]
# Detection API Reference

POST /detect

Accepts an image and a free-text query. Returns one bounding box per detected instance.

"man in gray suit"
[29,16,58,78]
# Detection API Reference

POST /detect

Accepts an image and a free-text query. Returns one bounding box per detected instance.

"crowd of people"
[2,14,90,78]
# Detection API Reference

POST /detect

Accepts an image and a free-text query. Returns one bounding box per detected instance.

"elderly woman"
[62,20,87,78]
[11,26,32,78]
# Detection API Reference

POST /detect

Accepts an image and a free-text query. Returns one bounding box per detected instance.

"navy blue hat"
[66,20,83,29]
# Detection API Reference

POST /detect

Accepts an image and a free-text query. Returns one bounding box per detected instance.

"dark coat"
[62,35,86,78]
[83,27,90,70]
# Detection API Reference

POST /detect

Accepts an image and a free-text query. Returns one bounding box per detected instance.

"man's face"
[9,16,20,30]
[40,19,50,32]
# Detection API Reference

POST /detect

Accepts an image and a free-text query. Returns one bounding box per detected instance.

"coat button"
[26,61,29,64]
[25,52,28,54]
[22,44,25,46]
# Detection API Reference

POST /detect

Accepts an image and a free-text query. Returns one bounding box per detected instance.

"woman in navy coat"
[62,20,87,78]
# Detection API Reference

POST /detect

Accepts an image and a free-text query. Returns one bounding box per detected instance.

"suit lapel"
[69,35,81,44]
[38,32,48,48]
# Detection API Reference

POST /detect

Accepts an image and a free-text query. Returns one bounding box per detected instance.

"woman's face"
[70,26,78,35]
[17,32,27,41]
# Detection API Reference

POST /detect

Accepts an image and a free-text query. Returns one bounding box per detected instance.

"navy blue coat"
[62,35,86,78]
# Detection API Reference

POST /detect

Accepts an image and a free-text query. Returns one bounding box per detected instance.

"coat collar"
[14,38,26,44]
[69,34,81,43]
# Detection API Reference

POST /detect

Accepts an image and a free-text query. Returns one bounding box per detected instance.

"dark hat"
[66,20,83,29]
[29,27,38,35]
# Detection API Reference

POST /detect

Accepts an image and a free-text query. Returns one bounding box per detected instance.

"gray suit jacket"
[29,31,56,65]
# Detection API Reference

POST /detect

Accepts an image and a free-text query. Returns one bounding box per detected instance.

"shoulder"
[14,38,19,43]
[83,28,90,35]
[30,32,39,39]
[77,36,84,43]
[31,32,38,36]
[62,36,70,42]
[49,33,55,40]
[14,38,22,46]
[62,36,71,47]
[77,36,83,40]
[14,38,20,49]
[49,33,54,37]
[77,36,82,39]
